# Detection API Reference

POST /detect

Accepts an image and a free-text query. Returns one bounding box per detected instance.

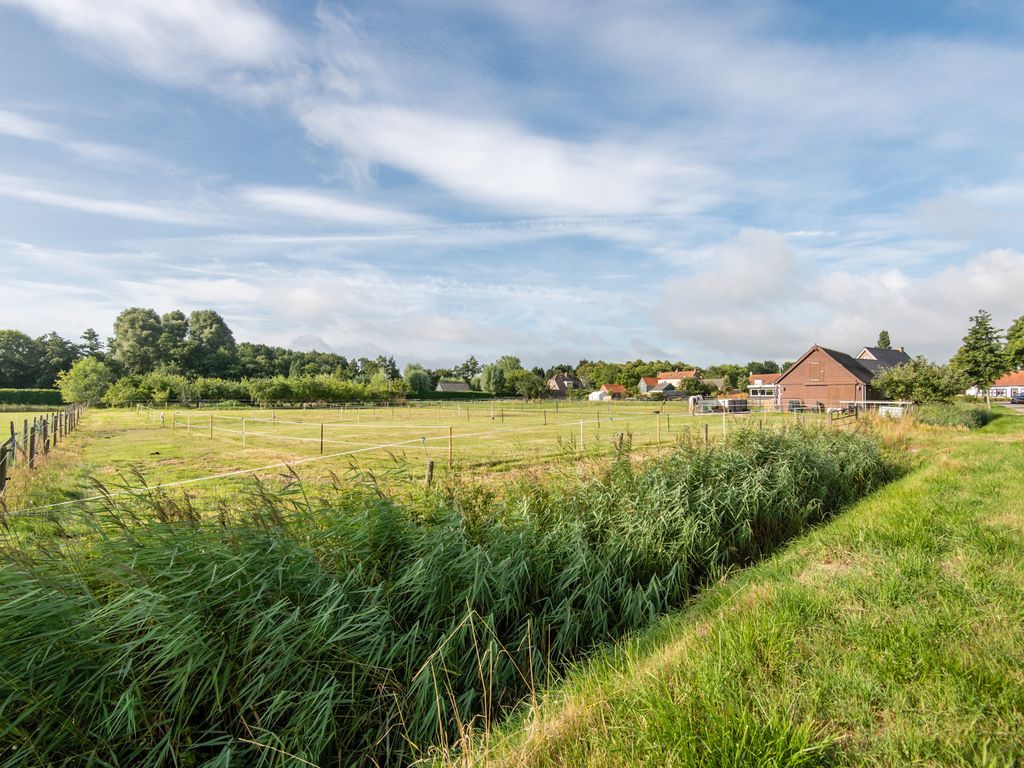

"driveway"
[999,403,1024,415]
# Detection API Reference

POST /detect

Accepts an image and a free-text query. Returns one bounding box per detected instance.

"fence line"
[0,404,87,496]
[4,411,639,518]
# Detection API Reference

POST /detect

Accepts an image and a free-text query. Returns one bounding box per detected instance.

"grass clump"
[0,426,900,766]
[915,402,998,429]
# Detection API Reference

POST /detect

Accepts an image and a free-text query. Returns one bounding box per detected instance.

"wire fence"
[0,400,841,531]
[0,404,87,496]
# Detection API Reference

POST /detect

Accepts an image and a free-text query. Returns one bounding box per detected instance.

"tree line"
[5,304,1021,406]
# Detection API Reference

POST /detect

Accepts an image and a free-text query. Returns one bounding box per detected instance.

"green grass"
[454,412,1024,767]
[0,426,895,767]
[915,402,997,429]
[0,403,821,513]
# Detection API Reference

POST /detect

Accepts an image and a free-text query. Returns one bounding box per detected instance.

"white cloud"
[0,109,171,170]
[240,186,430,227]
[658,229,1024,363]
[0,109,57,141]
[0,175,217,225]
[299,104,722,217]
[0,0,297,87]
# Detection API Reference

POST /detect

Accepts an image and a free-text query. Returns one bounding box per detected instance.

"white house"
[588,390,610,401]
[967,371,1024,399]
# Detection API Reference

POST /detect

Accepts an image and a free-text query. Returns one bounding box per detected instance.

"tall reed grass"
[0,426,901,766]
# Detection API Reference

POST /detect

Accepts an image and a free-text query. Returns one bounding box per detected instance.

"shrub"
[0,388,62,405]
[915,402,996,429]
[0,427,901,766]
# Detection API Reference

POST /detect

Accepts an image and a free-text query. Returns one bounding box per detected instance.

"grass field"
[0,401,822,515]
[452,409,1024,767]
[0,421,898,766]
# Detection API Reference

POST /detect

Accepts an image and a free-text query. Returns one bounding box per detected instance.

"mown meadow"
[0,424,900,766]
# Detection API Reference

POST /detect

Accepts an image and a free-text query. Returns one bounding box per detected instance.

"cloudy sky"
[1,0,1022,367]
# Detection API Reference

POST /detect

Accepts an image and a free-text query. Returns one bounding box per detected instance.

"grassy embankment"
[0,424,894,767]
[454,409,1024,767]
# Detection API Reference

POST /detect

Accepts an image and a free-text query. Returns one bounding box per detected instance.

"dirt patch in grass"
[983,511,1024,531]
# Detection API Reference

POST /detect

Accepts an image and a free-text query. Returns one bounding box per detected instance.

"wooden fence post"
[8,422,15,467]
[0,438,9,494]
[28,423,36,468]
[448,426,453,470]
[425,460,435,488]
[319,423,324,455]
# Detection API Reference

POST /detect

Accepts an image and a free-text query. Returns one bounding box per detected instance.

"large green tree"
[876,330,892,349]
[34,331,82,388]
[0,330,41,388]
[183,310,237,377]
[1006,314,1024,370]
[56,357,115,404]
[157,310,190,369]
[951,309,1006,407]
[506,369,545,399]
[874,357,969,403]
[111,307,163,374]
[403,363,431,395]
[80,328,105,359]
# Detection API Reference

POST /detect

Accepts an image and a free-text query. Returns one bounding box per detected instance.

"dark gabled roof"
[823,348,875,383]
[776,345,874,385]
[435,381,471,392]
[860,347,912,366]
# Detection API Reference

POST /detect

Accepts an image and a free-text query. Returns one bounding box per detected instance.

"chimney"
[896,346,905,353]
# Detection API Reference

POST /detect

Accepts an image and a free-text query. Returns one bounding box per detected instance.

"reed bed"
[0,425,901,767]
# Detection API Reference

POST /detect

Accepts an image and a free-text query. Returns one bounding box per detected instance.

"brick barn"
[775,344,911,409]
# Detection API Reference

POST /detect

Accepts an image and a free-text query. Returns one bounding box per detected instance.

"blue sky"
[1,0,1022,368]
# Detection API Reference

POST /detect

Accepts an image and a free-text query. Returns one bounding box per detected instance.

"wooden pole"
[425,459,435,488]
[448,425,453,470]
[704,422,709,445]
[657,413,661,444]
[28,423,36,468]
[579,418,584,450]
[320,423,324,455]
[0,438,9,494]
[210,414,214,439]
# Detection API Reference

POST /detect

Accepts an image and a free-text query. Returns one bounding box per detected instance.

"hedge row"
[0,388,63,405]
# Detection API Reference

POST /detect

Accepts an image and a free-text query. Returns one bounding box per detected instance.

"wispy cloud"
[239,185,430,227]
[0,0,298,90]
[299,104,723,217]
[0,174,219,225]
[0,109,168,170]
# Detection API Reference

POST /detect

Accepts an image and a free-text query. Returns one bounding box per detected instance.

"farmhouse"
[546,373,583,397]
[600,383,627,399]
[435,380,471,393]
[775,344,911,409]
[974,370,1024,399]
[748,373,781,400]
[639,369,699,395]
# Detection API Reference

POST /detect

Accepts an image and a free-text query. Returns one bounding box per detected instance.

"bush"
[0,388,63,405]
[915,403,996,429]
[0,427,900,766]
[56,359,114,404]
